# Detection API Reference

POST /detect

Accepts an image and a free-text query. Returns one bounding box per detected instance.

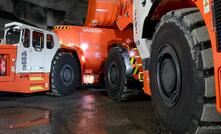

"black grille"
[214,0,221,51]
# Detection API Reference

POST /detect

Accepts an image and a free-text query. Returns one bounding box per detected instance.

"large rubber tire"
[50,52,81,96]
[105,46,143,101]
[150,8,221,134]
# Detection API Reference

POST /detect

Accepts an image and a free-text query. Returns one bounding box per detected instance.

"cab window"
[23,29,30,48]
[32,31,44,51]
[5,28,21,44]
[47,34,54,49]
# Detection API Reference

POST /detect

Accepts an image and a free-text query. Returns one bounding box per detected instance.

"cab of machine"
[1,22,60,74]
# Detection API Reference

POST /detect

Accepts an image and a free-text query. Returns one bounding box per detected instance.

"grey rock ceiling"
[0,0,88,29]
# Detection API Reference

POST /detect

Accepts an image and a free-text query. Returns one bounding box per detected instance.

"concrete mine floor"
[0,88,163,134]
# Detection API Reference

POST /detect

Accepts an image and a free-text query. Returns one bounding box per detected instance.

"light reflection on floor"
[0,89,157,134]
[0,106,50,129]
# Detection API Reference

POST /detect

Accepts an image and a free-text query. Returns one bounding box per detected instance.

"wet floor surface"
[0,88,162,134]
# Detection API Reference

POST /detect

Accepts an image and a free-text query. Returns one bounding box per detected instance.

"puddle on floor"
[0,106,50,129]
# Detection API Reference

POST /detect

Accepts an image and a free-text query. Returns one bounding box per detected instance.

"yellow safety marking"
[30,77,44,81]
[135,64,142,67]
[54,26,70,30]
[138,72,144,82]
[130,57,135,64]
[133,67,139,75]
[30,86,44,91]
[134,56,141,58]
[132,67,136,73]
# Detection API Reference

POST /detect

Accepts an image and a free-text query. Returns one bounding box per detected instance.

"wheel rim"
[156,44,181,107]
[60,64,74,86]
[109,63,119,84]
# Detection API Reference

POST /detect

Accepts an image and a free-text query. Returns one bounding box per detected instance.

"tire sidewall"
[105,47,126,99]
[150,23,199,132]
[51,53,80,96]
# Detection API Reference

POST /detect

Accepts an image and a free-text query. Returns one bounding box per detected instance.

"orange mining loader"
[81,0,221,133]
[0,0,221,133]
[0,23,143,97]
[52,25,143,98]
[0,1,143,98]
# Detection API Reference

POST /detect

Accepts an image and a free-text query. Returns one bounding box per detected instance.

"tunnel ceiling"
[0,0,88,29]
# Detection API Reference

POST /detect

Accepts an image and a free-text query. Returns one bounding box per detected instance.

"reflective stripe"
[135,64,142,67]
[138,72,144,82]
[134,56,141,58]
[30,86,44,91]
[133,67,139,75]
[30,77,44,81]
[130,57,135,64]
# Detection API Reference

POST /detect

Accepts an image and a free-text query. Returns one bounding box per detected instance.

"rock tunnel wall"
[0,0,88,29]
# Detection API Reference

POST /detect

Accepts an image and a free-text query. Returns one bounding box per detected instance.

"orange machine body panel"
[53,26,133,84]
[85,0,133,31]
[0,73,50,93]
[85,0,120,27]
[0,45,50,93]
[143,70,151,96]
[193,0,221,113]
[151,0,195,20]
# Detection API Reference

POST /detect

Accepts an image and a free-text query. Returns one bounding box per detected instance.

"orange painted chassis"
[53,26,134,85]
[0,45,49,93]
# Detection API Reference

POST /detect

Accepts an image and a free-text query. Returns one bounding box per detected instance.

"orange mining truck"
[83,0,221,133]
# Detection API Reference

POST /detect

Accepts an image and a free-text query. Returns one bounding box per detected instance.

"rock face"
[0,0,88,29]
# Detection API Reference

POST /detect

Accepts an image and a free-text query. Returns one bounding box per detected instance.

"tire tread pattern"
[154,8,221,133]
[49,51,80,96]
[105,46,143,101]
